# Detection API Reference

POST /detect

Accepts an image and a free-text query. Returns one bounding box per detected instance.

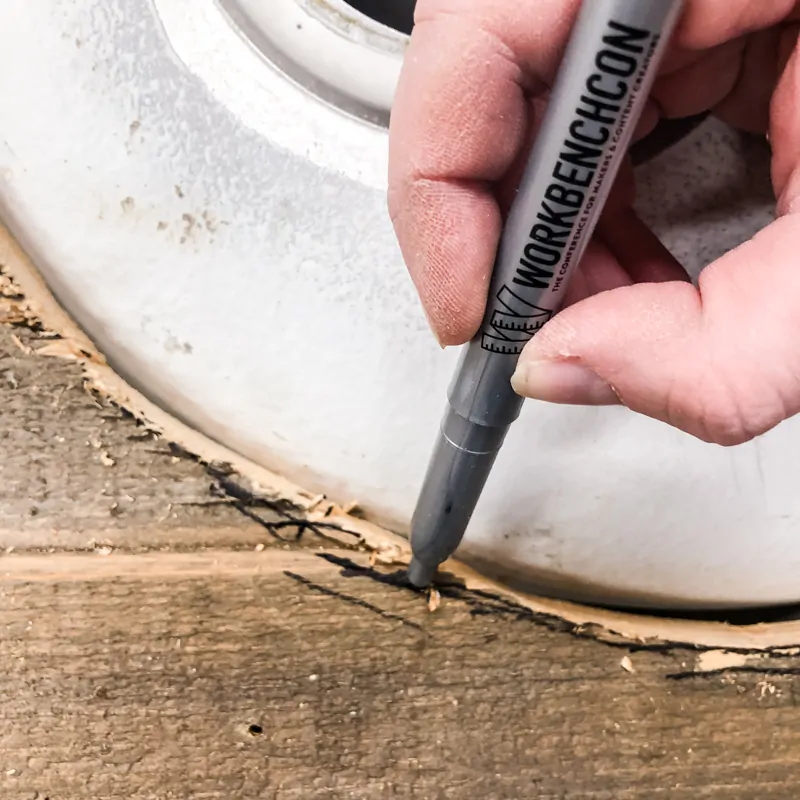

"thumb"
[511,216,800,446]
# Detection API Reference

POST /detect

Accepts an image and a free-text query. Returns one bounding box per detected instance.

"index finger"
[388,0,793,346]
[388,0,581,345]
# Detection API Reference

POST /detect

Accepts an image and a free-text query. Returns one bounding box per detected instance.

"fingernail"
[511,361,621,406]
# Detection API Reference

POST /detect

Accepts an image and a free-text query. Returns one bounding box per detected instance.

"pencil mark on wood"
[668,666,800,681]
[208,468,363,548]
[284,570,423,632]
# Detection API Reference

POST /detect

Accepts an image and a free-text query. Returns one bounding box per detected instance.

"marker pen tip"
[406,557,436,589]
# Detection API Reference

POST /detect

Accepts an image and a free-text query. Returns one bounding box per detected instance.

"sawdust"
[620,656,635,674]
[9,333,31,354]
[695,651,752,673]
[36,339,89,362]
[367,542,404,567]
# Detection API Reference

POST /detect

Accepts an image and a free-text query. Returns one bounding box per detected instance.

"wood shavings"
[427,588,441,613]
[0,300,29,326]
[88,538,114,556]
[88,437,114,465]
[0,272,21,297]
[82,383,104,408]
[695,651,752,674]
[757,679,778,700]
[51,386,66,409]
[367,543,404,567]
[9,334,31,354]
[0,309,27,325]
[36,340,85,361]
[303,494,326,512]
[620,656,635,674]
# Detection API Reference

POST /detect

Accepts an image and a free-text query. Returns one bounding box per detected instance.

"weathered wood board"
[0,309,799,799]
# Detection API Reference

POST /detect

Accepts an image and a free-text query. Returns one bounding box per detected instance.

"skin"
[388,0,800,445]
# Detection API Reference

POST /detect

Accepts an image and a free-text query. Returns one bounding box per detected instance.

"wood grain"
[0,292,799,798]
[0,548,799,799]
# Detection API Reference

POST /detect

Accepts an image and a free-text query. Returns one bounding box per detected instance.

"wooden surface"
[1,310,800,799]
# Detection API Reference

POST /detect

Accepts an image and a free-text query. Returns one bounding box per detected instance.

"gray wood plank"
[0,281,798,798]
[0,549,798,799]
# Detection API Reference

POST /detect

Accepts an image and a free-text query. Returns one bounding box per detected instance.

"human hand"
[388,0,800,445]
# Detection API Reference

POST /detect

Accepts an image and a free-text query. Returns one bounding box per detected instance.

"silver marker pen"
[406,0,685,588]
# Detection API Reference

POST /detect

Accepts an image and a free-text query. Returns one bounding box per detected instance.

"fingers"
[711,27,785,133]
[389,0,795,346]
[771,25,800,212]
[512,213,800,444]
[560,240,631,311]
[651,38,747,120]
[511,23,800,444]
[545,208,689,310]
[388,1,581,344]
[597,208,689,285]
[674,0,796,49]
[655,24,795,134]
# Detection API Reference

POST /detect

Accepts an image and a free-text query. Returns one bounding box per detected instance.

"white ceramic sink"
[0,0,789,610]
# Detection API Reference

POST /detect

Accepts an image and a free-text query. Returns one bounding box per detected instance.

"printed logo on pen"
[481,286,553,355]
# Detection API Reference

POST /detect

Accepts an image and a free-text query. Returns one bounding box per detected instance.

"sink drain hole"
[344,0,415,34]
[339,2,705,160]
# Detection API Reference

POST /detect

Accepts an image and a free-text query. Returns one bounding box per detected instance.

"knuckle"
[698,412,756,447]
[683,374,782,447]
